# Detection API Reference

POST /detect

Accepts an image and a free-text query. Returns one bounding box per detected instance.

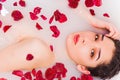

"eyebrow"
[96,49,101,61]
[101,34,104,41]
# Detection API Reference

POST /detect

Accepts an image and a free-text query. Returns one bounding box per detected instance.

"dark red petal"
[29,12,38,20]
[21,77,26,80]
[50,25,60,38]
[40,15,47,20]
[50,45,53,52]
[13,2,17,6]
[24,72,32,80]
[36,70,45,80]
[49,15,54,24]
[58,14,67,23]
[0,0,6,2]
[33,7,41,15]
[81,74,93,80]
[11,10,23,21]
[12,70,24,77]
[0,20,2,28]
[19,0,26,7]
[103,13,110,18]
[94,0,102,7]
[85,0,94,7]
[3,25,12,33]
[31,68,36,77]
[45,68,56,80]
[26,54,34,61]
[70,76,77,80]
[68,0,80,8]
[0,78,7,80]
[89,9,95,16]
[0,3,2,10]
[36,22,43,30]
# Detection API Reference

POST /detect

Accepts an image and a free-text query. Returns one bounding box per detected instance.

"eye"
[91,49,95,57]
[95,34,99,41]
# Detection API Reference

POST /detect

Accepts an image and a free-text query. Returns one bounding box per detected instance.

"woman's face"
[66,31,115,68]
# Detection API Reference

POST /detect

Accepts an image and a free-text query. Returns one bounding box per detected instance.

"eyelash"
[95,34,99,41]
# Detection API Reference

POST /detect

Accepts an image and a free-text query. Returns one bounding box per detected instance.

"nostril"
[83,40,85,43]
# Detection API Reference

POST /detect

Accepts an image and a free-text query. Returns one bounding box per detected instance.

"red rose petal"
[0,3,2,10]
[40,15,47,20]
[49,15,54,24]
[50,45,53,52]
[19,0,26,7]
[24,72,32,80]
[11,10,23,21]
[50,25,60,38]
[0,78,7,80]
[33,7,41,15]
[103,13,110,18]
[89,9,95,16]
[81,74,93,80]
[0,0,6,2]
[31,68,36,77]
[94,0,102,7]
[45,68,56,80]
[58,13,67,23]
[85,0,94,7]
[3,25,12,33]
[12,70,24,77]
[0,20,2,28]
[36,22,43,30]
[26,54,34,61]
[36,70,44,80]
[70,76,77,80]
[21,77,25,80]
[68,0,80,8]
[29,12,38,20]
[13,2,17,6]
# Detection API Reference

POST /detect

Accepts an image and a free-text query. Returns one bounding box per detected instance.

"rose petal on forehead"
[29,12,38,20]
[0,20,2,28]
[103,13,110,18]
[33,7,41,15]
[24,72,32,80]
[3,25,12,33]
[36,22,43,30]
[11,10,23,21]
[89,9,95,16]
[19,0,26,7]
[0,3,2,10]
[50,25,60,38]
[68,0,80,8]
[85,0,94,7]
[26,54,34,61]
[13,2,17,6]
[94,0,102,7]
[40,15,47,20]
[12,70,24,77]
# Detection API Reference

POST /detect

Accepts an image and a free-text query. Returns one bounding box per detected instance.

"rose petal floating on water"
[19,0,26,7]
[33,7,41,15]
[36,22,43,30]
[89,9,95,16]
[103,13,110,18]
[3,25,11,33]
[26,54,34,61]
[12,70,24,77]
[50,25,60,38]
[40,15,47,20]
[68,0,80,8]
[11,10,23,21]
[29,12,38,20]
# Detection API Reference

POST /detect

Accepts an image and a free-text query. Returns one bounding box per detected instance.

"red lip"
[74,34,80,45]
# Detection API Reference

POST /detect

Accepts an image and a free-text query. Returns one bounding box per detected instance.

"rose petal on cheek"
[0,78,7,80]
[40,15,47,20]
[24,72,32,80]
[89,9,95,16]
[49,15,54,24]
[85,0,94,7]
[13,2,17,6]
[33,7,41,15]
[94,0,102,7]
[50,45,53,52]
[50,25,60,38]
[29,12,38,20]
[11,10,24,21]
[36,22,43,30]
[0,20,2,28]
[12,70,24,77]
[0,3,2,10]
[103,13,110,18]
[3,25,12,33]
[68,0,80,8]
[19,0,26,7]
[26,54,34,61]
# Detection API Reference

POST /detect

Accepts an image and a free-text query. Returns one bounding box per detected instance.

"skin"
[66,31,115,74]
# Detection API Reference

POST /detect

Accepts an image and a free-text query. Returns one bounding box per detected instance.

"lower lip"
[74,34,80,45]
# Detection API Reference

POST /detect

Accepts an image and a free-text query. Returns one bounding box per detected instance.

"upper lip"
[74,34,80,45]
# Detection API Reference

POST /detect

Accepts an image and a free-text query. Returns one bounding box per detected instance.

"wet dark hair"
[87,39,120,79]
